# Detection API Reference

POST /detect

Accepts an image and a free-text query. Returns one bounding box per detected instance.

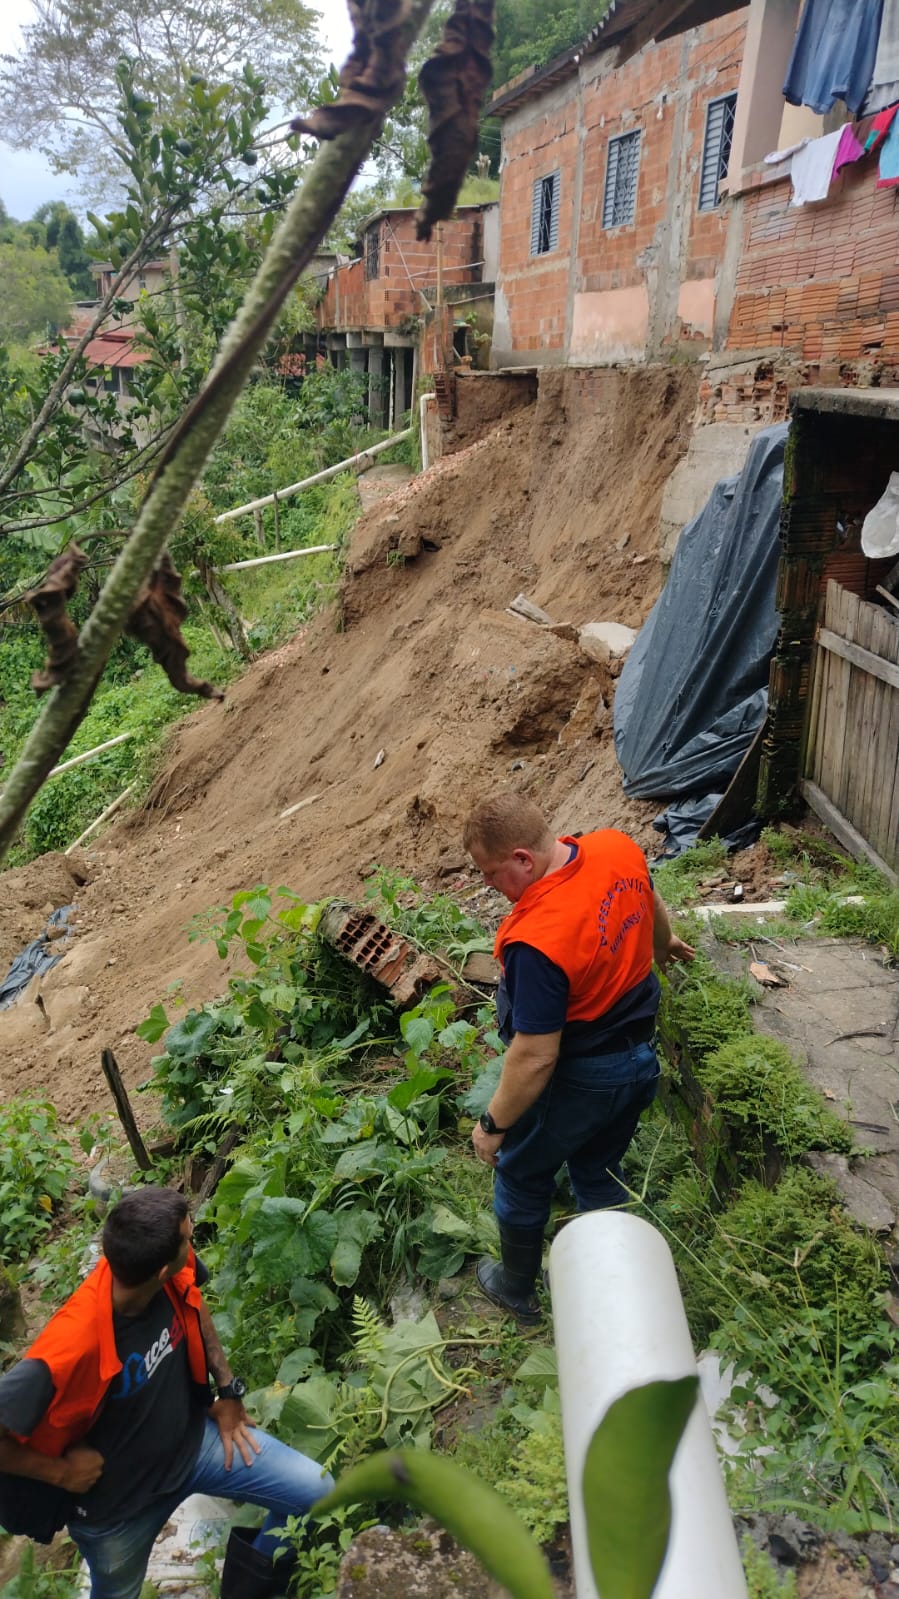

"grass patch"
[695,1034,854,1158]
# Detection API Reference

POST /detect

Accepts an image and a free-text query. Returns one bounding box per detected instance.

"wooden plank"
[803,640,825,785]
[696,723,766,841]
[856,674,884,848]
[870,681,895,869]
[841,650,867,819]
[817,630,842,802]
[801,780,899,886]
[817,629,899,692]
[100,1049,152,1171]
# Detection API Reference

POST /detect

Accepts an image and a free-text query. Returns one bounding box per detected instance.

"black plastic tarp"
[614,422,789,802]
[0,906,72,1011]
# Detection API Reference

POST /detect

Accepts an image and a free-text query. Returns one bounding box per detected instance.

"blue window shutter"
[530,178,543,255]
[549,172,560,250]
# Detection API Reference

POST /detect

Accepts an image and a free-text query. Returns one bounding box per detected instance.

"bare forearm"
[0,1432,65,1486]
[490,1034,560,1127]
[197,1301,232,1389]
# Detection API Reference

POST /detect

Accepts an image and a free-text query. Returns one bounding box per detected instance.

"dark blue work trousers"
[493,1037,660,1231]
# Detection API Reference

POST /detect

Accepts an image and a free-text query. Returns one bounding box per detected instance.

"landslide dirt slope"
[0,366,697,1123]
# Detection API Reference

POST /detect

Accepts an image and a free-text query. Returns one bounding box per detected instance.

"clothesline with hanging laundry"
[764,0,899,204]
[766,102,899,206]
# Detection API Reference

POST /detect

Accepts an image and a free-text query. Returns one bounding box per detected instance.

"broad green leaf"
[428,1204,472,1241]
[401,1015,433,1057]
[582,1377,698,1599]
[388,1069,452,1112]
[276,1348,317,1385]
[333,1141,390,1180]
[330,1207,381,1286]
[164,1008,219,1060]
[460,1059,502,1116]
[136,1002,169,1042]
[515,1347,558,1383]
[315,1450,554,1599]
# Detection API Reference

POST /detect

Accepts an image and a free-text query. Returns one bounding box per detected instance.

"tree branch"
[0,0,436,862]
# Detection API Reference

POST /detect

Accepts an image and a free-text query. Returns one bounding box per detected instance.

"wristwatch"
[479,1109,509,1136]
[217,1377,247,1401]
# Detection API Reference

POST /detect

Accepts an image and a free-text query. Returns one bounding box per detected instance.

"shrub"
[0,1099,76,1265]
[695,1034,854,1157]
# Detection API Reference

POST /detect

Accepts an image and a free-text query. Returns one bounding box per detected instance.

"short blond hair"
[463,792,553,856]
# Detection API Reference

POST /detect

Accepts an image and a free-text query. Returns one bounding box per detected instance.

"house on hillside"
[313,204,499,427]
[488,1,750,368]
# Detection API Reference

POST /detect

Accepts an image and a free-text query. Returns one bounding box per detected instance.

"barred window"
[364,224,381,280]
[602,130,642,228]
[530,171,560,256]
[698,94,737,211]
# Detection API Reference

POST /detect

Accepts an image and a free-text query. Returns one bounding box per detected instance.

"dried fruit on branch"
[28,544,89,696]
[127,553,224,701]
[292,1,410,139]
[416,1,495,240]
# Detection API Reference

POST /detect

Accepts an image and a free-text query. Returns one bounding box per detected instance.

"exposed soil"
[1,364,694,1126]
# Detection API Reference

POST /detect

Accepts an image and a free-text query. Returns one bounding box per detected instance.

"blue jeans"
[493,1037,660,1231]
[68,1416,334,1599]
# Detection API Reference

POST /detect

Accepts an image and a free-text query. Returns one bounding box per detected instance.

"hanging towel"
[876,106,899,183]
[864,0,899,112]
[832,123,866,174]
[865,101,899,150]
[783,0,884,116]
[763,138,811,164]
[789,126,844,205]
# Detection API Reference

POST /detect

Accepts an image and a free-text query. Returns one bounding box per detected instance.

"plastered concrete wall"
[492,11,748,367]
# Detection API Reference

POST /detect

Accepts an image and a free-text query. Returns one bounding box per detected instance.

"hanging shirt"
[783,0,884,116]
[832,123,866,175]
[864,0,899,112]
[876,107,899,183]
[865,101,899,149]
[789,126,844,205]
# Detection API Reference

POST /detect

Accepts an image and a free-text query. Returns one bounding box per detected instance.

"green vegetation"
[695,1034,854,1158]
[0,1100,76,1266]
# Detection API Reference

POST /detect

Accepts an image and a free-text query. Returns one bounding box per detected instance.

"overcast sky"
[0,0,354,220]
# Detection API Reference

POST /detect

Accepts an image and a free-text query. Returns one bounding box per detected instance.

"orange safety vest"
[494,831,654,1022]
[17,1253,209,1458]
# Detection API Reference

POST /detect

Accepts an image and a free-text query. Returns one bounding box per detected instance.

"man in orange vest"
[464,792,694,1323]
[0,1186,332,1599]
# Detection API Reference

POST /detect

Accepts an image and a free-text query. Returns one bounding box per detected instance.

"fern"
[352,1295,387,1364]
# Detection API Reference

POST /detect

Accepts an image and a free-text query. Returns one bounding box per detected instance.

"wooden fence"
[803,580,899,884]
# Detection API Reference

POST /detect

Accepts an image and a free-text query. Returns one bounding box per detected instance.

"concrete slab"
[714,936,899,1230]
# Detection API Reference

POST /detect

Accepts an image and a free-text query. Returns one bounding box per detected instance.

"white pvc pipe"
[48,732,134,779]
[550,1213,747,1599]
[65,783,135,854]
[419,391,436,471]
[214,428,413,523]
[217,544,337,573]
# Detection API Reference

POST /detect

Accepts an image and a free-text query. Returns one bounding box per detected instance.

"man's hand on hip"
[57,1445,104,1494]
[210,1398,260,1469]
[472,1122,504,1167]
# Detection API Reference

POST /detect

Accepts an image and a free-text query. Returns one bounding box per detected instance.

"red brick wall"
[496,98,579,354]
[494,13,747,363]
[318,209,487,333]
[727,165,899,379]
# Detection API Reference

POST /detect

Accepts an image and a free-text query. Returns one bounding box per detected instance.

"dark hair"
[103,1187,189,1287]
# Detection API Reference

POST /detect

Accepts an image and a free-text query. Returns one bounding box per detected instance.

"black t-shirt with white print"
[0,1287,207,1526]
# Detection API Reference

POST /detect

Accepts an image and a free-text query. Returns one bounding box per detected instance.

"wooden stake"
[100,1049,152,1171]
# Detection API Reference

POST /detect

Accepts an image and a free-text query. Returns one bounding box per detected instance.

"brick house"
[489,2,749,367]
[314,204,499,426]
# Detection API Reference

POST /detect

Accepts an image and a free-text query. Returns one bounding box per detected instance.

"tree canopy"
[0,240,73,343]
[0,0,323,194]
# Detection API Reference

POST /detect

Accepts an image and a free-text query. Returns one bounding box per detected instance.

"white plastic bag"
[861,471,899,558]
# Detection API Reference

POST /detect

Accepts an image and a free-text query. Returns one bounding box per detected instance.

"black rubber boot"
[476,1224,544,1325]
[220,1525,293,1599]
